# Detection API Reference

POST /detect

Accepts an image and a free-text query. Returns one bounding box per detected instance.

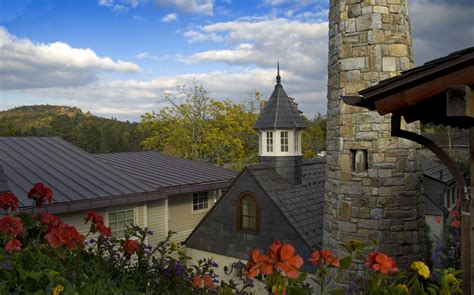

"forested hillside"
[0,105,145,153]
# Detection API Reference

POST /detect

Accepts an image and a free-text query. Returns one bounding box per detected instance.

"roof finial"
[276,61,281,84]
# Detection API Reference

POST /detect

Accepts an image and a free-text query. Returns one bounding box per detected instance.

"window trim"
[266,131,273,152]
[192,191,210,213]
[237,192,260,234]
[280,131,289,152]
[105,207,137,237]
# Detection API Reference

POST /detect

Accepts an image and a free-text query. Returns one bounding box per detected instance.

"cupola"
[253,63,307,184]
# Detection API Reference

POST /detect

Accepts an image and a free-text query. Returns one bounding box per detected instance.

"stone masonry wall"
[323,0,425,270]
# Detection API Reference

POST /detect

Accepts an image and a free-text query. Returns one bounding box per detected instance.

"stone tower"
[254,66,307,185]
[324,0,425,268]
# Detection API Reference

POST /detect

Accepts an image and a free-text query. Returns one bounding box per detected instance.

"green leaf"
[330,288,344,295]
[340,257,352,269]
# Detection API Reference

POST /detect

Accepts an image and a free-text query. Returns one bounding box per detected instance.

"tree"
[140,84,261,170]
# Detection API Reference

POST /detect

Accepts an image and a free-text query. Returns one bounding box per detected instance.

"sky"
[0,0,473,122]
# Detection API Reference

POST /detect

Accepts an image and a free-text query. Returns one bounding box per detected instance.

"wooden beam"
[447,85,474,118]
[374,65,474,115]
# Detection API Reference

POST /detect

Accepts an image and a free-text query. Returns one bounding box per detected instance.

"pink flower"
[5,239,21,252]
[434,216,442,224]
[28,183,53,207]
[122,239,139,256]
[0,216,23,237]
[0,192,19,212]
[451,219,461,228]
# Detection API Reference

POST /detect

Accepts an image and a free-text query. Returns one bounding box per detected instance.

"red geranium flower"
[0,192,19,212]
[45,223,84,251]
[39,212,62,231]
[84,210,104,225]
[28,183,53,207]
[97,223,112,236]
[450,209,460,218]
[246,240,303,279]
[246,249,273,278]
[122,239,139,256]
[0,216,24,237]
[434,216,442,224]
[5,239,22,252]
[365,252,398,274]
[310,249,340,268]
[451,219,461,228]
[275,243,304,279]
[192,275,214,289]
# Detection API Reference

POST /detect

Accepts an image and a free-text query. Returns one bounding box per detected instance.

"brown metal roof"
[95,151,239,189]
[0,137,154,207]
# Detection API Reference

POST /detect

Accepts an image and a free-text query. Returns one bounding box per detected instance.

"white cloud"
[182,18,328,78]
[0,27,140,90]
[161,13,178,22]
[155,0,214,15]
[135,52,172,62]
[98,0,142,12]
[410,0,474,65]
[4,68,326,121]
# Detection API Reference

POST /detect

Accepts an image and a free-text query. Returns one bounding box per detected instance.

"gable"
[186,170,313,264]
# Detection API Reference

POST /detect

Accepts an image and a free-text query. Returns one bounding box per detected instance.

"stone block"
[346,70,361,82]
[356,13,382,31]
[341,57,366,70]
[346,18,356,32]
[373,6,389,14]
[382,57,396,71]
[388,44,408,57]
[367,30,385,44]
[348,4,361,18]
[338,221,357,233]
[338,200,352,221]
[370,208,383,219]
[358,219,379,229]
[361,6,372,14]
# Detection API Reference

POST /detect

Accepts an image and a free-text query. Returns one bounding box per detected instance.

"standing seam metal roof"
[95,151,239,189]
[0,137,154,207]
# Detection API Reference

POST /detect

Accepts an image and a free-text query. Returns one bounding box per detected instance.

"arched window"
[238,193,259,233]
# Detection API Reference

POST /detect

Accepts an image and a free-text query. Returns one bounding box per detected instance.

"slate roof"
[422,159,454,184]
[253,75,307,130]
[0,137,154,207]
[246,158,325,249]
[95,151,238,189]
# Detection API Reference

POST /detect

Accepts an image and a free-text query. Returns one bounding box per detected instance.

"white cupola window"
[266,131,273,152]
[280,131,289,152]
[294,131,299,152]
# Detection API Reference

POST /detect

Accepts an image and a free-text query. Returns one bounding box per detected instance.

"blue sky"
[0,0,473,121]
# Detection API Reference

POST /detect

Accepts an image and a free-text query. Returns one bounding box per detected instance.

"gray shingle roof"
[0,137,154,207]
[95,151,239,189]
[253,78,307,130]
[422,159,454,184]
[246,158,325,249]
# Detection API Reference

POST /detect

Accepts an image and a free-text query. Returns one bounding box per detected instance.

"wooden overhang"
[344,47,474,128]
[343,46,474,294]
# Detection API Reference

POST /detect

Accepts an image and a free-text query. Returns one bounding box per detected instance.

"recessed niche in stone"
[350,149,368,172]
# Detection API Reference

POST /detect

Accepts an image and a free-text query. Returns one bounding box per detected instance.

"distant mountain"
[0,105,146,153]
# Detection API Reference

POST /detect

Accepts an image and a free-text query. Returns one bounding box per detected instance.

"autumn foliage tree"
[140,83,262,170]
[140,83,327,170]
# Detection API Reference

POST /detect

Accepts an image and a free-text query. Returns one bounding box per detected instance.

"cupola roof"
[253,63,307,130]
